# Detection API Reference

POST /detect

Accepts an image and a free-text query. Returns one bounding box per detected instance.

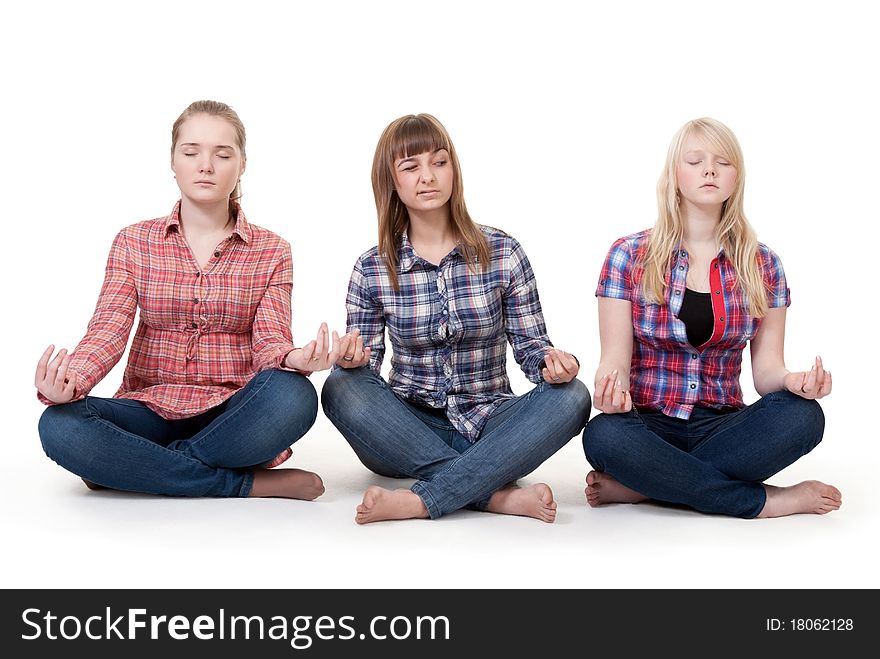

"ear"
[239,157,247,177]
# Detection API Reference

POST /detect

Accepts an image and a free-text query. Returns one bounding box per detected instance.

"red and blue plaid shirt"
[40,201,299,419]
[345,227,552,440]
[596,229,790,419]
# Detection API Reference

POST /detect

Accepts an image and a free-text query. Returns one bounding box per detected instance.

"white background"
[2,0,877,589]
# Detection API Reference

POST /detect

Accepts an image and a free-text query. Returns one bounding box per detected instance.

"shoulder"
[611,229,651,253]
[753,241,787,281]
[353,245,383,273]
[476,225,525,258]
[114,216,169,247]
[755,241,783,264]
[243,222,291,253]
[603,229,651,266]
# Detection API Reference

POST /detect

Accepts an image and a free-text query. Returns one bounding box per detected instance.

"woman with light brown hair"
[583,117,840,518]
[36,100,350,500]
[321,113,591,524]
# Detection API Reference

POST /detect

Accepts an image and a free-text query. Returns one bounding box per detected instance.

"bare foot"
[487,483,557,523]
[355,486,429,524]
[757,481,842,518]
[249,469,325,500]
[260,447,293,469]
[585,470,648,507]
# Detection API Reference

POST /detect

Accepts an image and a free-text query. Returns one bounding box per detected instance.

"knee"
[321,367,373,419]
[552,378,592,429]
[582,413,623,465]
[271,369,319,424]
[767,391,825,450]
[38,406,65,458]
[38,402,87,466]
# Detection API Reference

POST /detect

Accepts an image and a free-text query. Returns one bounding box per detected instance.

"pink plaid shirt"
[40,201,299,419]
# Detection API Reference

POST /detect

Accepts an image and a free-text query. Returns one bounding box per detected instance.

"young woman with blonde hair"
[36,100,349,500]
[582,117,840,518]
[322,114,591,524]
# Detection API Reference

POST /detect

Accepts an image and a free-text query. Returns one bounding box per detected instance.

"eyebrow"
[180,143,236,150]
[396,148,447,166]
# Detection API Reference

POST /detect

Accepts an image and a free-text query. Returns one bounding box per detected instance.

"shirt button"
[691,354,698,360]
[715,290,720,295]
[690,383,697,389]
[719,316,725,322]
[713,263,718,269]
[190,322,197,329]
[195,272,201,278]
[679,265,685,270]
[674,290,681,295]
[213,250,221,258]
[193,298,199,304]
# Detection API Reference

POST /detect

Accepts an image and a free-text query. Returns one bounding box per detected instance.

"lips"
[418,189,439,196]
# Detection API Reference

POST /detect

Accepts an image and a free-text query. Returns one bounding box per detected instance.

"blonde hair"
[171,100,246,203]
[371,114,490,290]
[641,117,768,317]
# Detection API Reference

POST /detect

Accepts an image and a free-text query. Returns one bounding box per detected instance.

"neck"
[680,200,721,249]
[407,206,454,245]
[179,196,233,235]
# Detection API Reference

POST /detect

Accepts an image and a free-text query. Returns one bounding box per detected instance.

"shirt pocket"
[633,298,676,344]
[454,287,502,340]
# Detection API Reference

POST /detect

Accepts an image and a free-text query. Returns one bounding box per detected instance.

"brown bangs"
[390,115,450,160]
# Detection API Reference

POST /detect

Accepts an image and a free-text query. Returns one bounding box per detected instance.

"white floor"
[5,394,876,591]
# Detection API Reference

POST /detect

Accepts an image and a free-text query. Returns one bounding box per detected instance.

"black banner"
[0,589,870,656]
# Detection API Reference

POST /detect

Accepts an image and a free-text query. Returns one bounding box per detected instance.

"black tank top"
[678,288,713,347]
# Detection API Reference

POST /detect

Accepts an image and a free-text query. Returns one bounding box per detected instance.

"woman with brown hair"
[321,113,590,524]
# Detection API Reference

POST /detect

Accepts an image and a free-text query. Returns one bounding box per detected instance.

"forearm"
[594,359,631,389]
[753,365,790,396]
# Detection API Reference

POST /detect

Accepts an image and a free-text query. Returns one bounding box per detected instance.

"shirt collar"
[164,200,252,244]
[675,243,726,261]
[397,229,462,273]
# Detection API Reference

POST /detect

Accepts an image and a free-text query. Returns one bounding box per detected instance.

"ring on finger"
[343,356,354,362]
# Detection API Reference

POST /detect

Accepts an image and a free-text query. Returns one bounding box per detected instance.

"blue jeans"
[38,369,318,497]
[321,367,591,519]
[582,391,825,518]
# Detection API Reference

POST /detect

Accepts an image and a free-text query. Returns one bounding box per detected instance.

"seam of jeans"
[239,470,254,498]
[323,404,438,479]
[410,481,441,519]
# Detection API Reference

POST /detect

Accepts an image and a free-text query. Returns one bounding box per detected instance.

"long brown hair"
[642,117,768,317]
[371,114,489,290]
[171,100,246,204]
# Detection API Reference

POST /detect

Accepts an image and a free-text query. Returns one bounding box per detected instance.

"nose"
[419,165,435,183]
[703,162,716,177]
[198,156,214,175]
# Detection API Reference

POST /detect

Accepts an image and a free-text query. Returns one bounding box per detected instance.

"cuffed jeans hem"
[238,471,255,498]
[744,483,767,519]
[410,481,442,520]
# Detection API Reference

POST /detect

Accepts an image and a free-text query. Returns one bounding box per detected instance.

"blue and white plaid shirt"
[345,227,552,440]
